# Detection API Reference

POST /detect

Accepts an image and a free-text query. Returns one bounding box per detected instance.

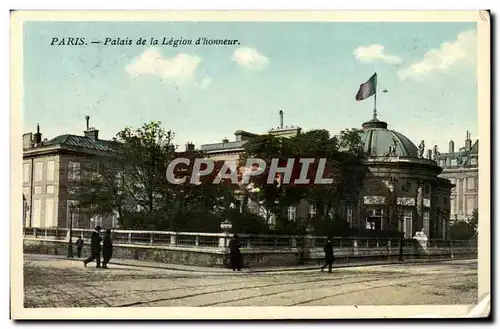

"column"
[415,183,424,233]
[458,178,464,220]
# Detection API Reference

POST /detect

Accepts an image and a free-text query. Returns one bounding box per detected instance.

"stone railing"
[23,227,477,268]
[22,227,475,251]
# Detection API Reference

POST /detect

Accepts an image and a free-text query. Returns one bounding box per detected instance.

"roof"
[200,140,247,152]
[471,140,479,153]
[342,117,419,158]
[45,134,119,152]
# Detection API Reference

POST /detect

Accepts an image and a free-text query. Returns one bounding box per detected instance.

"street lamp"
[67,205,75,258]
[220,219,232,234]
[398,232,404,262]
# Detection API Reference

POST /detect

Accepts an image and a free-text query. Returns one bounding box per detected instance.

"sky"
[23,21,478,153]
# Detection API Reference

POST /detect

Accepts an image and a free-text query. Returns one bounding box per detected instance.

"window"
[365,208,383,230]
[467,177,476,190]
[68,161,81,181]
[423,210,430,234]
[346,205,353,227]
[451,159,458,167]
[308,204,316,219]
[439,159,446,167]
[46,160,55,181]
[403,209,413,238]
[471,158,477,166]
[287,206,296,221]
[450,198,456,215]
[45,198,55,227]
[23,163,30,183]
[467,198,476,216]
[32,199,41,227]
[34,162,43,182]
[46,185,54,194]
[34,186,42,195]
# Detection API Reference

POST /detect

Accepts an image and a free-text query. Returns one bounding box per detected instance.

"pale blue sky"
[23,21,477,152]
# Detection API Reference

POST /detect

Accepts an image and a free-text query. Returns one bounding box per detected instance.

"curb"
[72,256,475,274]
[27,253,476,274]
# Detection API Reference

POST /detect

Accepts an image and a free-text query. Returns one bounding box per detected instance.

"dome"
[360,117,418,158]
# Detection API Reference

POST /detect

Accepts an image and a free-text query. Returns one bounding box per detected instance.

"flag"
[355,73,377,101]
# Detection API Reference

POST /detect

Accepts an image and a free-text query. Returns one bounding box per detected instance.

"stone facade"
[23,119,119,229]
[435,132,478,223]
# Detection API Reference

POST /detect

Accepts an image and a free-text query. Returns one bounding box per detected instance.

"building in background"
[436,131,479,223]
[23,116,119,229]
[200,110,301,161]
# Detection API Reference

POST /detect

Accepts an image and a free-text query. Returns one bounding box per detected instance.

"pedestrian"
[321,236,335,273]
[83,226,102,268]
[76,236,84,258]
[102,229,113,269]
[229,234,242,271]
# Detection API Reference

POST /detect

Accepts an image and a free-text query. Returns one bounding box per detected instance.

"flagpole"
[373,73,378,119]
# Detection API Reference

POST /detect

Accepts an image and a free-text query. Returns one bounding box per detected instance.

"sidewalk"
[26,253,472,274]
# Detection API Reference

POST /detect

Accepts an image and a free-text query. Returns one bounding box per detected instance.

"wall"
[23,155,61,228]
[23,238,477,268]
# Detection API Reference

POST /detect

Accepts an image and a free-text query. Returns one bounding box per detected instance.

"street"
[23,254,477,308]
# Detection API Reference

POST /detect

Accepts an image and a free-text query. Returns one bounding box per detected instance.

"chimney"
[185,142,195,151]
[84,115,99,141]
[279,110,284,129]
[22,133,33,149]
[465,130,472,151]
[449,140,455,153]
[427,149,432,159]
[34,123,42,145]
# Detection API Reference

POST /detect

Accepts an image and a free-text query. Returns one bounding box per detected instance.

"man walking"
[83,226,102,268]
[321,236,335,273]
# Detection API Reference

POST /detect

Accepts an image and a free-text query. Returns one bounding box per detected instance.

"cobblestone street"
[23,254,477,308]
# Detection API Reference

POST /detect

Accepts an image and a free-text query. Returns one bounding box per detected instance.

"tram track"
[119,272,418,307]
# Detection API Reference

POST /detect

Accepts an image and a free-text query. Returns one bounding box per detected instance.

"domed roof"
[359,116,419,158]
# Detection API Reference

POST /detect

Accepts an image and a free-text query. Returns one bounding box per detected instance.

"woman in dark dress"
[229,234,242,271]
[102,229,113,269]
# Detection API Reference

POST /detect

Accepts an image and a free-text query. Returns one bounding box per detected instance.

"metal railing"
[23,227,475,253]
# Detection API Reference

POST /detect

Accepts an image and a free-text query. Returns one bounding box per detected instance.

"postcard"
[11,10,490,320]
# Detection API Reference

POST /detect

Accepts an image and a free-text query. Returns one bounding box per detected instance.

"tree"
[469,208,478,231]
[71,121,177,230]
[238,128,366,233]
[449,220,476,240]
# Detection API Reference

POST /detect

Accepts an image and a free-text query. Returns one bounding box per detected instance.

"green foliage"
[71,121,239,232]
[470,208,478,231]
[449,220,476,240]
[239,127,366,232]
[225,209,270,234]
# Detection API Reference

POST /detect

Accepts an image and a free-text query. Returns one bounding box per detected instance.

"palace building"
[435,132,479,223]
[349,114,453,239]
[200,110,453,239]
[22,116,119,230]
